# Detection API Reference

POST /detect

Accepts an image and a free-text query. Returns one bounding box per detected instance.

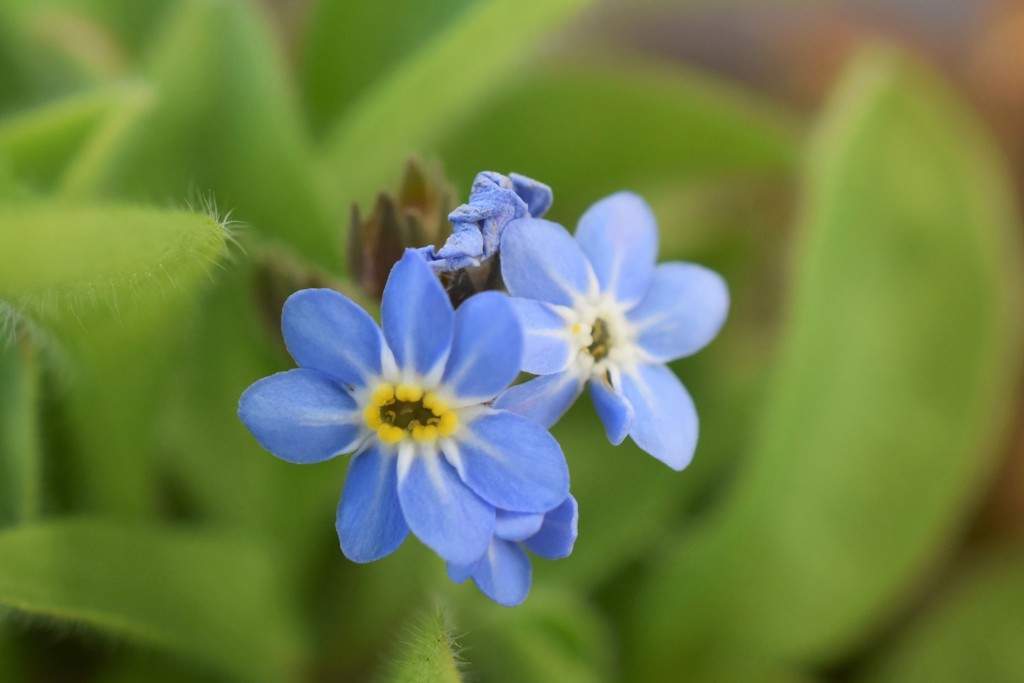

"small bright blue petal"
[494,509,545,542]
[382,250,454,376]
[509,298,572,375]
[238,369,360,463]
[447,561,475,584]
[629,263,729,362]
[509,173,553,217]
[524,495,578,560]
[471,539,532,607]
[500,218,592,306]
[589,377,634,445]
[575,192,658,305]
[282,289,382,386]
[620,363,698,470]
[336,446,409,563]
[398,451,494,565]
[493,371,584,429]
[442,292,523,402]
[450,410,569,514]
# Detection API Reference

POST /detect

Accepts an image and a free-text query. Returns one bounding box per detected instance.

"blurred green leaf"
[0,85,125,190]
[301,0,475,136]
[1,0,172,59]
[376,609,464,683]
[0,202,225,321]
[57,81,156,199]
[156,255,346,556]
[109,0,336,266]
[457,588,613,683]
[858,547,1024,683]
[324,0,595,227]
[0,519,305,683]
[439,60,798,220]
[0,203,226,516]
[627,46,1024,675]
[0,337,42,526]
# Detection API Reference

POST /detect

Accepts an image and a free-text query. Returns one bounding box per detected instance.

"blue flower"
[419,171,552,272]
[447,495,578,606]
[494,192,729,470]
[238,250,570,568]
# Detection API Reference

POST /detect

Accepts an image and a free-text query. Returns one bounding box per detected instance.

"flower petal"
[447,561,476,584]
[398,449,494,565]
[629,262,729,362]
[575,192,658,305]
[620,363,698,470]
[500,218,593,306]
[493,371,585,429]
[470,539,532,607]
[509,298,573,375]
[282,289,382,386]
[589,376,634,445]
[382,250,454,377]
[336,446,409,563]
[494,509,545,542]
[442,291,523,402]
[447,410,569,514]
[509,173,553,217]
[524,495,578,560]
[238,369,360,463]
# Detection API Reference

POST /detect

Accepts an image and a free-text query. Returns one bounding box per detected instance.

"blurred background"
[1,0,1022,681]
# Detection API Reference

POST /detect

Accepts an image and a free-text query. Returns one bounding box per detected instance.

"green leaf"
[300,0,475,136]
[0,85,125,190]
[0,335,42,526]
[439,60,798,220]
[858,547,1024,683]
[324,0,596,224]
[457,589,613,683]
[57,81,157,199]
[156,256,345,558]
[109,0,337,266]
[0,519,305,683]
[0,202,225,322]
[376,609,464,683]
[0,202,226,516]
[627,47,1024,675]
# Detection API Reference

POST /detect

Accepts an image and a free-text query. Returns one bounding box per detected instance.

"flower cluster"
[239,171,727,606]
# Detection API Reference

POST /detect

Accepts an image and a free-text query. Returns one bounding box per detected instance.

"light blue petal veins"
[397,450,494,565]
[471,539,532,607]
[500,218,593,306]
[238,369,361,463]
[336,446,409,563]
[382,250,455,376]
[494,509,545,542]
[509,173,553,217]
[449,410,569,514]
[589,376,634,445]
[509,298,572,375]
[620,363,698,470]
[447,561,475,584]
[493,371,585,429]
[282,288,382,385]
[629,262,729,362]
[575,192,658,305]
[524,495,578,560]
[442,291,523,402]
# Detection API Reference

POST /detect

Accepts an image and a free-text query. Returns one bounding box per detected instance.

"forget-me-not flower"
[448,495,578,606]
[419,171,552,272]
[238,250,570,568]
[494,192,729,470]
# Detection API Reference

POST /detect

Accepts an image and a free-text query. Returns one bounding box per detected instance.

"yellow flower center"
[363,383,459,444]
